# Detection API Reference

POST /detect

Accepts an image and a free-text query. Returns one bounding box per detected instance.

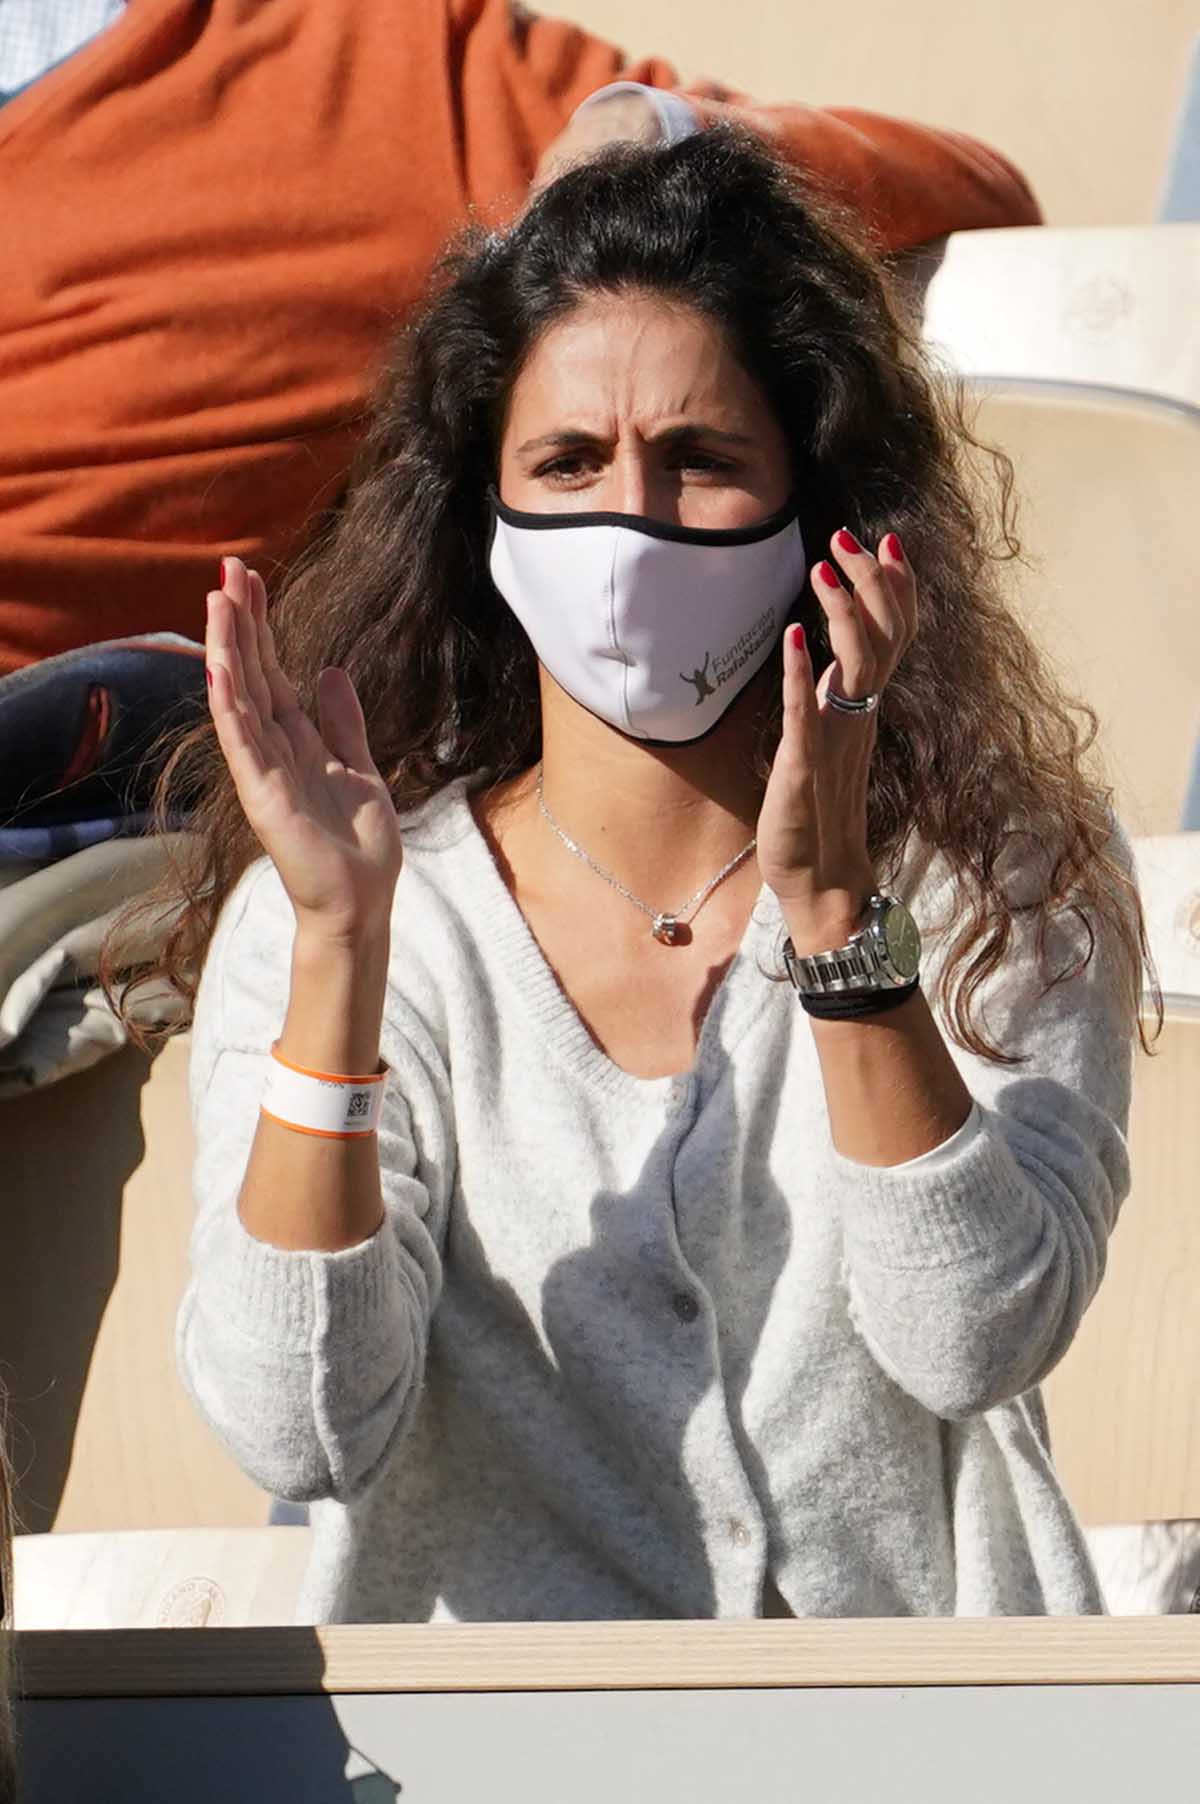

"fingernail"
[219,558,228,587]
[817,561,840,586]
[883,532,904,561]
[791,624,806,651]
[205,667,213,688]
[835,528,861,555]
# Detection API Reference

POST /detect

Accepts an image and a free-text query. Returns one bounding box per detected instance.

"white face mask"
[488,494,808,743]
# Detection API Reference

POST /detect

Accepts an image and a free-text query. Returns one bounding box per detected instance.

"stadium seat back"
[967,380,1200,836]
[923,225,1200,408]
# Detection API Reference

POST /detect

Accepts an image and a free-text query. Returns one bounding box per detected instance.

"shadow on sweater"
[359,979,795,1623]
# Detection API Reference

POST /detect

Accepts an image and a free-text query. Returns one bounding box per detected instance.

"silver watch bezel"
[783,895,921,996]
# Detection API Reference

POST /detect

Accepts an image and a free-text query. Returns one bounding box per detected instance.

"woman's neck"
[491,665,772,908]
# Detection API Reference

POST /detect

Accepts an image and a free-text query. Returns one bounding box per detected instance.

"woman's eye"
[675,454,730,474]
[664,450,739,476]
[535,456,592,481]
[531,451,737,481]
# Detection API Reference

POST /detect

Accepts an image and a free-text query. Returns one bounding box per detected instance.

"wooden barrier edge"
[11,1617,1200,1698]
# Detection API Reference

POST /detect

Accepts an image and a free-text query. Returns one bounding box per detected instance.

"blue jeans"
[1161,33,1200,220]
[1183,733,1200,831]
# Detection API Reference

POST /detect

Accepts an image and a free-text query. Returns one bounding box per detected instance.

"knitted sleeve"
[834,833,1136,1420]
[450,0,1041,249]
[177,861,453,1504]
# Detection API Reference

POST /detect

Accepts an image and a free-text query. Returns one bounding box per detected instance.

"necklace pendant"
[652,913,681,945]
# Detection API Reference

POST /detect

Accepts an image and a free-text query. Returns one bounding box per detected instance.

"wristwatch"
[783,894,922,998]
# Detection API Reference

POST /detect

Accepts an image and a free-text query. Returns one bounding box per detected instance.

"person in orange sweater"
[0,0,1041,675]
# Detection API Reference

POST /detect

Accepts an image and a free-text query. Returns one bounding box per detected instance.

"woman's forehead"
[505,293,771,436]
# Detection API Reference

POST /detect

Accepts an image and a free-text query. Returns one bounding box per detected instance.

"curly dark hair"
[102,126,1154,1061]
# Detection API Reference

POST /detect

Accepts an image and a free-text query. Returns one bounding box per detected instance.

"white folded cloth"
[1086,1522,1200,1614]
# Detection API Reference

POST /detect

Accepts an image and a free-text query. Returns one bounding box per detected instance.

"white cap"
[571,81,701,147]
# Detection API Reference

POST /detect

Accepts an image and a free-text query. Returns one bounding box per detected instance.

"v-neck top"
[447,779,782,1104]
[179,776,1132,1622]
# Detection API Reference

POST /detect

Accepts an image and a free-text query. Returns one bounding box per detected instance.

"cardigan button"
[672,1291,700,1323]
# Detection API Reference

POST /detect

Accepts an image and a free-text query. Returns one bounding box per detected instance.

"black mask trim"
[487,487,800,548]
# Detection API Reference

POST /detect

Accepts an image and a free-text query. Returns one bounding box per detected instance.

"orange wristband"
[260,1041,389,1140]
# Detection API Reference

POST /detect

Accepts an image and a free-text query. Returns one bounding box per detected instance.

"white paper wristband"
[260,1042,389,1140]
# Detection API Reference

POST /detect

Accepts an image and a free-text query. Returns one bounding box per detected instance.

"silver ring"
[826,688,880,716]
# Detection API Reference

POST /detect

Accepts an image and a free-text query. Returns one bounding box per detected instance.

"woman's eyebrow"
[646,423,753,447]
[515,429,606,455]
[516,422,753,455]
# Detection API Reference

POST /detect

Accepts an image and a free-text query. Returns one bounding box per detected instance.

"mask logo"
[489,501,804,744]
[680,604,778,707]
[679,653,716,705]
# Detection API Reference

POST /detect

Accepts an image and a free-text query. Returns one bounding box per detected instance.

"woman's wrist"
[284,923,391,1077]
[778,869,877,958]
[292,911,392,962]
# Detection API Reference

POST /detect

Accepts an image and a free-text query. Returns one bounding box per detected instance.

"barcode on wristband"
[261,1058,387,1135]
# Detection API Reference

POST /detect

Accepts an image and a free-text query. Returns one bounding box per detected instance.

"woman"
[123,129,1148,1623]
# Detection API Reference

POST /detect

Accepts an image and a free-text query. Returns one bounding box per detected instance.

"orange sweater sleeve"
[449,2,1041,248]
[682,98,1043,249]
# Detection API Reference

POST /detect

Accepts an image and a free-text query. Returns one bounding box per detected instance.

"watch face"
[881,901,922,980]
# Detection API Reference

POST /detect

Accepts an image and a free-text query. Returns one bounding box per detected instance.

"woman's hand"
[756,529,917,954]
[205,556,403,944]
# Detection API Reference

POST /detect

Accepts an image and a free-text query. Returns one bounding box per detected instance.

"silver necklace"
[535,765,757,945]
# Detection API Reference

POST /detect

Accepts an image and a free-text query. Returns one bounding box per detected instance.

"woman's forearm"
[236,925,391,1251]
[779,878,973,1167]
[807,988,974,1168]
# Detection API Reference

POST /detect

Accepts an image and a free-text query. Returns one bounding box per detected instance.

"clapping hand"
[755,529,917,953]
[205,557,403,945]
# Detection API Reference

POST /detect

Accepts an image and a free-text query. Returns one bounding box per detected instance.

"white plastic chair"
[922,225,1200,409]
[965,379,1200,836]
[2,1033,267,1534]
[1044,832,1200,1527]
[12,1525,311,1629]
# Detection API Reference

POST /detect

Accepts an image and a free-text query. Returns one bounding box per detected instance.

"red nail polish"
[835,528,861,555]
[205,667,213,688]
[883,532,904,561]
[791,624,806,651]
[219,558,227,587]
[817,561,839,586]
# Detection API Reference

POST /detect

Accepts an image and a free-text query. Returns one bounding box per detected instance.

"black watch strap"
[798,977,920,1021]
